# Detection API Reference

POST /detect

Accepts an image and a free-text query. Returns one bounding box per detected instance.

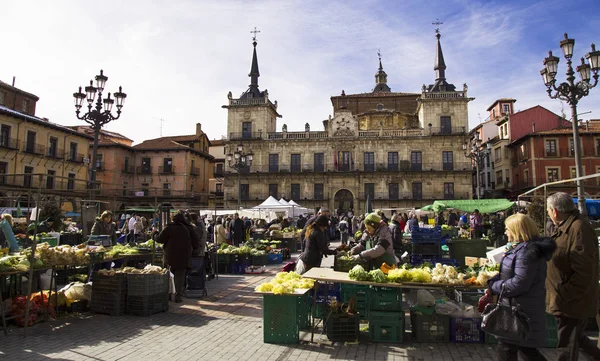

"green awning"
[431,199,514,214]
[124,208,157,213]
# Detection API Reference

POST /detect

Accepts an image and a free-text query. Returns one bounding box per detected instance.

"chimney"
[586,120,590,131]
[12,76,15,87]
[196,123,202,136]
[532,122,535,132]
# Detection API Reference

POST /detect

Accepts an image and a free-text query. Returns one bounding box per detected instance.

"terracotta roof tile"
[133,138,191,150]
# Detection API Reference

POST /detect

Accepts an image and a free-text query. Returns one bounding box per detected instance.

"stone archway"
[334,189,354,215]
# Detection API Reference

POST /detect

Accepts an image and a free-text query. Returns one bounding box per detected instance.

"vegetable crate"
[296,293,311,330]
[267,253,283,264]
[340,284,370,320]
[263,294,300,344]
[126,273,169,297]
[410,311,450,343]
[90,291,126,316]
[126,293,169,316]
[454,289,485,307]
[325,313,360,342]
[310,282,340,319]
[91,272,127,295]
[369,286,403,312]
[251,254,269,266]
[449,317,484,343]
[410,255,456,266]
[412,242,441,256]
[411,234,442,243]
[369,311,404,343]
[334,257,369,273]
[448,239,487,267]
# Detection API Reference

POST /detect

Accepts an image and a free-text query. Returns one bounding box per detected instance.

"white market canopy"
[254,196,290,210]
[278,198,290,205]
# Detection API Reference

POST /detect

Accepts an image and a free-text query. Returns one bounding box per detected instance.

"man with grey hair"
[546,192,600,361]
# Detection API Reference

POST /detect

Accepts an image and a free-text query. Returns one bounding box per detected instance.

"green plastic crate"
[217,254,231,264]
[410,311,450,343]
[369,314,404,343]
[297,293,311,330]
[251,254,269,266]
[369,310,403,323]
[263,294,300,344]
[369,286,403,312]
[448,239,488,266]
[340,284,370,303]
[325,313,360,342]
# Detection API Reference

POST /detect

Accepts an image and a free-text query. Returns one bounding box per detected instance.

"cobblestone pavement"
[0,249,589,361]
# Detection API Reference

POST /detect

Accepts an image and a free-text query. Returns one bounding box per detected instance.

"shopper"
[0,214,19,252]
[470,209,483,238]
[407,212,419,232]
[229,213,245,246]
[447,210,458,227]
[388,214,403,253]
[158,211,199,303]
[351,213,397,268]
[296,215,337,274]
[300,207,330,245]
[214,218,228,245]
[90,210,117,245]
[546,192,600,361]
[296,214,307,230]
[127,213,137,242]
[338,216,349,245]
[487,213,556,361]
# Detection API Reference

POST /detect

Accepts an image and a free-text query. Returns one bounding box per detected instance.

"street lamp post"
[463,133,491,200]
[540,33,600,216]
[227,144,253,209]
[73,70,126,188]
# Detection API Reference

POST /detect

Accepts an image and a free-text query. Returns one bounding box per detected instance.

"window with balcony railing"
[547,168,559,182]
[0,161,7,185]
[412,182,422,200]
[67,173,75,190]
[314,153,324,172]
[291,154,301,172]
[496,171,503,186]
[268,184,278,198]
[440,116,452,135]
[364,183,374,200]
[388,183,399,200]
[291,184,300,200]
[364,152,374,172]
[24,166,33,187]
[388,152,398,171]
[46,170,55,190]
[163,183,171,196]
[269,154,279,173]
[444,182,454,200]
[314,183,324,200]
[241,184,250,200]
[442,151,453,171]
[411,151,422,171]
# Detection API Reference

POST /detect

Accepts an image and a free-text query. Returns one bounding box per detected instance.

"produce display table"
[301,267,484,343]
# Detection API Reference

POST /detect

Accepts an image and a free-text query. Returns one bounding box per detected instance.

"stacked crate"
[410,311,450,343]
[411,227,442,265]
[90,273,127,316]
[368,286,404,343]
[340,284,370,320]
[125,273,169,316]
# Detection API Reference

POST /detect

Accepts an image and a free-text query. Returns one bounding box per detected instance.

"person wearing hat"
[350,212,397,269]
[296,215,337,274]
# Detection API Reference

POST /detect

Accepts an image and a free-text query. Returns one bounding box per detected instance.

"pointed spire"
[249,39,260,88]
[434,30,446,81]
[374,49,390,92]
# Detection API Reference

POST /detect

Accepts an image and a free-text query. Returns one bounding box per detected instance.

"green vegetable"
[348,265,370,281]
[369,269,388,283]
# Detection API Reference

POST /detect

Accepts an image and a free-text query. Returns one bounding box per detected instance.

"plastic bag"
[416,289,436,307]
[295,259,306,275]
[435,300,462,315]
[62,282,92,301]
[169,271,175,295]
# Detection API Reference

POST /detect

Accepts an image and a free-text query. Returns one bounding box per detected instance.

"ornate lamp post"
[227,144,253,209]
[463,133,491,200]
[73,70,126,188]
[540,33,599,216]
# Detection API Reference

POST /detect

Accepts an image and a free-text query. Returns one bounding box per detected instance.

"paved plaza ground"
[0,249,591,361]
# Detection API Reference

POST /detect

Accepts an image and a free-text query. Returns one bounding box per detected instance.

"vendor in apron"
[350,213,398,269]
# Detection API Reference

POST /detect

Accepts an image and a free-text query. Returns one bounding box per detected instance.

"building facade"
[223,31,474,214]
[0,81,92,212]
[208,139,225,209]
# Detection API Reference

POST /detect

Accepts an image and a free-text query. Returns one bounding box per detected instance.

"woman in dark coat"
[296,215,337,274]
[158,211,200,303]
[487,213,556,361]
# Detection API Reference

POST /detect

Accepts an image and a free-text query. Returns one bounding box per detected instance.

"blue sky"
[1,0,599,143]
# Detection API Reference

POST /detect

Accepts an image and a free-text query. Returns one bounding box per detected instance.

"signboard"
[135,191,145,197]
[83,158,90,164]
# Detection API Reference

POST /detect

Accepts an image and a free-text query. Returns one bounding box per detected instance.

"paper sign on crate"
[465,257,489,267]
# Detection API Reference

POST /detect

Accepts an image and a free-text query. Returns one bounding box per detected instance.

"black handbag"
[481,283,531,340]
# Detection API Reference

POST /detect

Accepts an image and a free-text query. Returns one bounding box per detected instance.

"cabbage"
[408,268,432,283]
[348,265,370,281]
[369,269,388,283]
[387,268,412,283]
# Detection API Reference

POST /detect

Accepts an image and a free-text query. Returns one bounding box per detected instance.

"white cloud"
[0,0,598,145]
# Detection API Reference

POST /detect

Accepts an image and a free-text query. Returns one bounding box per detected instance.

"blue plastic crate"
[411,255,456,266]
[267,253,283,264]
[450,317,484,343]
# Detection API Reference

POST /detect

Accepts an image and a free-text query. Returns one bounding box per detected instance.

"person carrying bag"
[485,213,556,361]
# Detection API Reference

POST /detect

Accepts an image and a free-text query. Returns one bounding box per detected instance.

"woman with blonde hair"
[0,213,19,252]
[486,213,556,361]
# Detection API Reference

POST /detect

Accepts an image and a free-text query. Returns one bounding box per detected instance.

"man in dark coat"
[546,192,600,361]
[158,211,200,303]
[447,210,458,227]
[296,214,307,230]
[388,214,403,253]
[229,213,245,246]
